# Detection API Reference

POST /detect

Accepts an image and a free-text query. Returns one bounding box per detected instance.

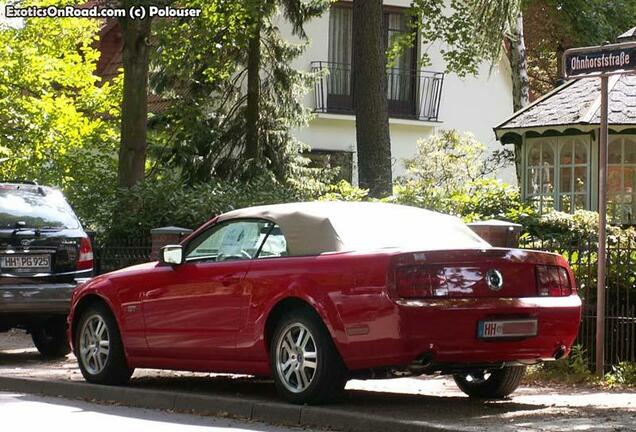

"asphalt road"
[0,391,312,432]
[2,330,636,431]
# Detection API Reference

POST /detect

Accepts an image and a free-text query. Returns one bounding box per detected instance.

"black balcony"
[311,61,444,122]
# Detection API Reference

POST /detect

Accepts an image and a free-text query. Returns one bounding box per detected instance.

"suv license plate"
[0,255,51,272]
[478,319,538,339]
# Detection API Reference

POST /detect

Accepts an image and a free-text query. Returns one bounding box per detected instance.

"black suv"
[0,182,92,357]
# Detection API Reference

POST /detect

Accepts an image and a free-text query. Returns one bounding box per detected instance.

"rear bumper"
[0,279,90,314]
[341,295,582,370]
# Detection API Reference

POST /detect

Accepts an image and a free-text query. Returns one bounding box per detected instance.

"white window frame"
[557,136,590,213]
[607,135,636,224]
[524,135,591,214]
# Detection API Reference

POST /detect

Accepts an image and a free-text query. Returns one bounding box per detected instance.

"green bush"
[84,175,323,241]
[607,362,636,386]
[320,180,369,202]
[317,178,533,225]
[526,344,596,384]
[390,177,534,223]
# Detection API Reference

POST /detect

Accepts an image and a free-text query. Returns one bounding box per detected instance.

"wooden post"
[595,74,609,376]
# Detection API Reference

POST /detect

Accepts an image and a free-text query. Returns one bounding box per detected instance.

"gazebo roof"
[617,26,636,42]
[495,73,636,141]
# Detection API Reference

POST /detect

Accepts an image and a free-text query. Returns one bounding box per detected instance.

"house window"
[324,4,419,117]
[608,136,636,224]
[328,5,352,98]
[385,12,416,116]
[526,136,589,214]
[306,150,353,182]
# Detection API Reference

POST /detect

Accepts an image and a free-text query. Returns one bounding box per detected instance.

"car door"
[141,219,273,361]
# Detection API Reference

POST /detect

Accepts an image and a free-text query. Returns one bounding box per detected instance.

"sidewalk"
[1,330,635,432]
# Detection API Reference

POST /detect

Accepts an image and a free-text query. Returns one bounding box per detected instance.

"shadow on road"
[127,374,545,422]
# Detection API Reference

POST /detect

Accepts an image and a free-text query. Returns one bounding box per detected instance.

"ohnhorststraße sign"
[563,42,636,78]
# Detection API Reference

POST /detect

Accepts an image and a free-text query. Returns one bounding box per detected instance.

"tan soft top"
[217,201,488,257]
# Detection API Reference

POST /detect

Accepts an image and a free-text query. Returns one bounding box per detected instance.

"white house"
[277,0,516,184]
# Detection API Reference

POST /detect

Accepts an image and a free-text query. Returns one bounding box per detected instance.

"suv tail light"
[77,236,93,271]
[536,265,572,297]
[393,266,448,298]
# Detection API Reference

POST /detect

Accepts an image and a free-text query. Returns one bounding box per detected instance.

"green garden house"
[495,27,636,224]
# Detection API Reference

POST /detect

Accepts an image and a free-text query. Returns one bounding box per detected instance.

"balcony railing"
[311,61,444,122]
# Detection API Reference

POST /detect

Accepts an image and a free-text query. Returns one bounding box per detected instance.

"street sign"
[563,42,636,78]
[561,39,636,376]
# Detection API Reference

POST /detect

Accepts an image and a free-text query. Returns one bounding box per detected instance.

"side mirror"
[159,245,184,265]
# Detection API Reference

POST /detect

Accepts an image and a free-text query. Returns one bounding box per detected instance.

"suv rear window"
[0,185,80,230]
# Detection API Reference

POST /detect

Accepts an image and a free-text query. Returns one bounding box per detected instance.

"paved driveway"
[1,330,635,431]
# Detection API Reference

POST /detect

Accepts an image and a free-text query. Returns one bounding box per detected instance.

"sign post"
[563,41,636,376]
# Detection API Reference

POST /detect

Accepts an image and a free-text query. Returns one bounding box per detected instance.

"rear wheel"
[74,304,133,385]
[270,310,347,404]
[453,366,526,398]
[31,317,71,358]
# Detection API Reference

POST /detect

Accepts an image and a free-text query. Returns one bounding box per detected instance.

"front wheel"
[270,310,347,404]
[74,304,134,385]
[453,366,526,398]
[31,317,71,358]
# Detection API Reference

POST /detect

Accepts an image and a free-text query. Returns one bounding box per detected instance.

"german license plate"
[0,254,51,272]
[478,319,538,339]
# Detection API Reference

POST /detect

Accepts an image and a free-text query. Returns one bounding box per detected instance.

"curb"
[0,376,468,432]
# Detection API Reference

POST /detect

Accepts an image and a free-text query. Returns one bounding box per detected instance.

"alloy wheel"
[275,322,318,393]
[79,314,110,375]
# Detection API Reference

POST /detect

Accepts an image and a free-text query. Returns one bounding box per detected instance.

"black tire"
[270,309,348,405]
[453,366,526,398]
[74,303,133,385]
[31,317,71,358]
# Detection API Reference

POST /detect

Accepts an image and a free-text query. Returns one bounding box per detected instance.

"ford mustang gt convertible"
[68,202,581,404]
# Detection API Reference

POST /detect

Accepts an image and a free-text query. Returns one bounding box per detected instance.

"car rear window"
[0,185,80,230]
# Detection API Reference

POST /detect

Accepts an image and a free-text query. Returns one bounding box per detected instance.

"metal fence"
[521,235,636,369]
[92,238,152,276]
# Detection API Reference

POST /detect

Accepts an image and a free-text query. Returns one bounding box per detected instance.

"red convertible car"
[68,202,581,404]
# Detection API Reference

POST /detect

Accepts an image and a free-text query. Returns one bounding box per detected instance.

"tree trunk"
[118,15,152,189]
[353,0,392,198]
[245,19,261,161]
[508,11,529,185]
[509,12,529,112]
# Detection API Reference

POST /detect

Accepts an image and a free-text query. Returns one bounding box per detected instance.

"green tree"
[0,1,121,221]
[118,1,153,189]
[523,0,636,95]
[149,0,331,184]
[355,0,523,198]
[395,130,528,222]
[353,0,392,198]
[244,0,328,167]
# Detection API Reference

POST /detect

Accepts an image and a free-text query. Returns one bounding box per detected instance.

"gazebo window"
[526,137,589,214]
[527,139,556,213]
[558,137,589,213]
[608,135,636,224]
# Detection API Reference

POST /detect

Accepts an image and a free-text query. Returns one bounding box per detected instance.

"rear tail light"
[393,266,448,298]
[536,265,572,297]
[77,236,93,271]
